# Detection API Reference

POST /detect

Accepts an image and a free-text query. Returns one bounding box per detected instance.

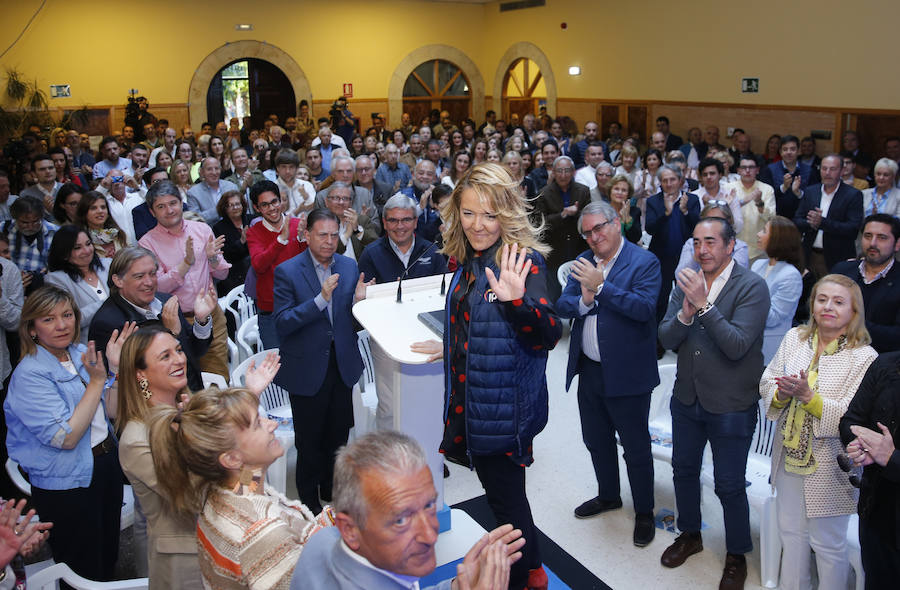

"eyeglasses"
[256,199,281,210]
[327,195,352,203]
[580,218,617,239]
[555,167,574,174]
[707,199,730,208]
[384,217,416,225]
[226,202,244,209]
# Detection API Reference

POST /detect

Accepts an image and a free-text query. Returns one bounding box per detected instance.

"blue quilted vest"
[442,252,550,459]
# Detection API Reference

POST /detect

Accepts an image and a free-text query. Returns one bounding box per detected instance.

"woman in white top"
[441,150,471,190]
[633,148,663,227]
[863,158,900,218]
[46,225,110,345]
[614,144,641,190]
[752,216,804,363]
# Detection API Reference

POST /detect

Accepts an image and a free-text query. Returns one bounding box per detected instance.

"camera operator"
[329,96,357,147]
[124,95,156,143]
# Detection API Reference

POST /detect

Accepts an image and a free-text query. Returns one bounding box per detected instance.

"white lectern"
[352,273,451,530]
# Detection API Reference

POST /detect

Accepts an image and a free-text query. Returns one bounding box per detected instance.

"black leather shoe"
[719,553,747,590]
[573,496,623,519]
[660,531,703,567]
[633,512,655,547]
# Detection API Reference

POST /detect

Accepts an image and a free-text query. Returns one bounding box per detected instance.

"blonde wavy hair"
[440,162,549,266]
[797,274,871,348]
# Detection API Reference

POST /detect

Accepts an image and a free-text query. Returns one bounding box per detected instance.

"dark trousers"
[576,355,654,513]
[289,344,353,509]
[30,448,123,582]
[472,454,540,590]
[670,397,756,554]
[859,515,900,590]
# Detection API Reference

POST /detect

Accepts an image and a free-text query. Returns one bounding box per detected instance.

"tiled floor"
[442,331,772,590]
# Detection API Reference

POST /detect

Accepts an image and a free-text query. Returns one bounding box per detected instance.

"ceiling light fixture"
[568,66,581,76]
[235,24,253,31]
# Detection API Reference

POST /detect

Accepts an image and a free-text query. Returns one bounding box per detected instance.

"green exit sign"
[741,78,759,93]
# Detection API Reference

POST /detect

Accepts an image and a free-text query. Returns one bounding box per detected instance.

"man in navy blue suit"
[273,208,374,513]
[556,201,662,548]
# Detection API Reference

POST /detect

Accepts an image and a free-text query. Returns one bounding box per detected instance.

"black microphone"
[396,237,441,303]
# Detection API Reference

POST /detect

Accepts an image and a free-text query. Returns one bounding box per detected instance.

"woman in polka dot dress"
[413,162,562,590]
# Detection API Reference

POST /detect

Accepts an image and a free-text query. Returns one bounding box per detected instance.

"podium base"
[437,504,451,533]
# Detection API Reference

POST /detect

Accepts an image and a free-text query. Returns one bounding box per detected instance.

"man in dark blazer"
[832,214,900,352]
[645,164,701,324]
[88,246,213,392]
[793,153,864,279]
[358,194,447,285]
[658,218,770,589]
[273,208,373,514]
[556,201,661,547]
[657,116,683,152]
[532,155,591,299]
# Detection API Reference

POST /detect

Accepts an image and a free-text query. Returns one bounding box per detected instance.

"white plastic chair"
[645,364,678,463]
[201,372,228,389]
[6,459,135,530]
[226,336,239,374]
[27,563,148,590]
[218,285,256,335]
[235,315,260,365]
[356,330,375,393]
[556,260,576,290]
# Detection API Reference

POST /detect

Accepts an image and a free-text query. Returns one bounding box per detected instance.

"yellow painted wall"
[1,0,897,112]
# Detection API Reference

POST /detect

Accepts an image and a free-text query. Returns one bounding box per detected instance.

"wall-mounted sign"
[741,78,759,93]
[342,83,353,98]
[50,84,71,98]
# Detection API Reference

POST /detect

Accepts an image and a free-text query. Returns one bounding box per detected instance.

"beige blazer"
[760,328,876,518]
[119,421,204,590]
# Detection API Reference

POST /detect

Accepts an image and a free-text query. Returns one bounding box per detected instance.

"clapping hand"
[806,207,823,230]
[0,499,52,567]
[184,236,196,266]
[193,284,218,321]
[452,524,524,590]
[774,370,813,404]
[354,272,375,303]
[205,235,225,261]
[485,243,531,302]
[161,295,182,335]
[321,273,340,302]
[244,351,281,396]
[849,423,896,467]
[82,341,107,382]
[675,267,707,317]
[571,257,604,305]
[105,322,138,374]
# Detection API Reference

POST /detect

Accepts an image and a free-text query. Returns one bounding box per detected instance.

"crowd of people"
[0,102,897,590]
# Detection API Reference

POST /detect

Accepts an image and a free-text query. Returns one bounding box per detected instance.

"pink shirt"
[139,220,231,312]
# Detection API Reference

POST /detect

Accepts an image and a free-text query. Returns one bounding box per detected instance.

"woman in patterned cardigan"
[760,274,877,590]
[148,386,333,590]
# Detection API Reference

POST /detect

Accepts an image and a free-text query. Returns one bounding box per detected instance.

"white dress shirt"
[813,184,839,249]
[577,237,625,362]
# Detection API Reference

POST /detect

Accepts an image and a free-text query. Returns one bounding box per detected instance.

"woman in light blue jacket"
[751,216,804,363]
[4,286,127,582]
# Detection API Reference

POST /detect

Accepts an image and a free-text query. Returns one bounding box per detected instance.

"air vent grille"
[499,0,545,12]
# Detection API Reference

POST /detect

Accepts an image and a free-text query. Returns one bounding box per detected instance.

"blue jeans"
[257,312,279,350]
[671,396,756,554]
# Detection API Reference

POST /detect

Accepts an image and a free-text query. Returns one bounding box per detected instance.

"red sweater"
[246,217,306,311]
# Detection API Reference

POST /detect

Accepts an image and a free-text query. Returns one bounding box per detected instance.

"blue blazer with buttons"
[272,249,363,397]
[556,240,662,395]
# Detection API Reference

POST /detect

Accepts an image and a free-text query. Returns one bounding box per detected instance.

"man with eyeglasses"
[556,200,662,548]
[1,196,58,295]
[315,155,381,234]
[358,193,447,285]
[245,180,307,349]
[352,155,392,218]
[323,182,378,260]
[732,156,775,260]
[534,155,591,299]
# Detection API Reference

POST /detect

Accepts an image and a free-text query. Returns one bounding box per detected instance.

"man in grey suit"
[290,431,524,590]
[657,217,770,590]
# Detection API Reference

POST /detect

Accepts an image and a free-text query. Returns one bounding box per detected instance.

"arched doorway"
[187,40,311,131]
[492,42,556,120]
[388,44,484,129]
[402,59,471,129]
[502,58,546,123]
[206,59,296,129]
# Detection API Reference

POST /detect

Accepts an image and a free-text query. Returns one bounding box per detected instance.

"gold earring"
[139,377,152,400]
